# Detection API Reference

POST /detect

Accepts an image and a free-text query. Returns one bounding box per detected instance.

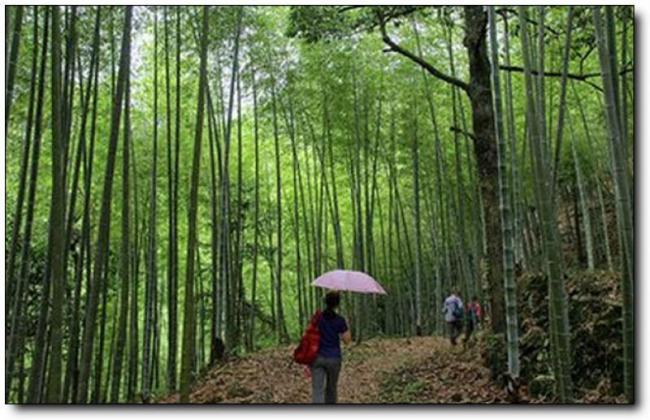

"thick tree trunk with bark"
[463,6,505,334]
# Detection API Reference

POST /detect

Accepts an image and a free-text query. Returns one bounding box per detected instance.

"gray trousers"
[311,356,342,404]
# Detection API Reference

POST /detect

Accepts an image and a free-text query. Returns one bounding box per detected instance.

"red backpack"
[293,310,322,365]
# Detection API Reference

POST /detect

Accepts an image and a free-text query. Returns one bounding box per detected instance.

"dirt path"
[163,336,508,404]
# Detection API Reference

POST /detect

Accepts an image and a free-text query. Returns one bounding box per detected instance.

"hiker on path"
[442,290,464,346]
[312,291,352,404]
[463,296,482,345]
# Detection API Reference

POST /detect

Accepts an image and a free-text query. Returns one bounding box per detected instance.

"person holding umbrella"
[309,270,387,404]
[310,291,351,404]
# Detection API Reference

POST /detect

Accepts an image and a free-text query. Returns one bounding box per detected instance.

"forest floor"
[162,335,513,404]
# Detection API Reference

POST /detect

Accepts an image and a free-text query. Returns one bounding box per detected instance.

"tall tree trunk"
[6,6,40,399]
[142,8,159,401]
[76,6,132,403]
[270,80,289,344]
[596,180,613,270]
[619,7,631,162]
[110,31,131,402]
[233,72,245,348]
[488,5,520,382]
[502,13,523,268]
[179,5,209,403]
[519,6,573,401]
[551,7,575,191]
[5,5,24,129]
[220,8,243,350]
[207,84,221,363]
[438,16,473,300]
[463,6,506,335]
[6,5,37,316]
[323,95,345,269]
[61,6,77,180]
[593,6,634,402]
[166,5,182,393]
[63,8,101,402]
[249,67,260,350]
[21,6,50,403]
[206,82,224,363]
[127,137,141,402]
[410,99,423,336]
[44,5,67,403]
[164,5,178,392]
[567,110,595,269]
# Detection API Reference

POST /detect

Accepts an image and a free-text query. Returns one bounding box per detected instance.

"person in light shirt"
[442,290,464,346]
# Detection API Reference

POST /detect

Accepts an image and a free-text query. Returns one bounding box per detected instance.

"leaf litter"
[161,336,509,404]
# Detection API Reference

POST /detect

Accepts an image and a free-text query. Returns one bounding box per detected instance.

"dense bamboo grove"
[4,5,634,403]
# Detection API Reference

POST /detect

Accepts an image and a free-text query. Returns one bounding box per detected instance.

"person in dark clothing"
[463,296,481,346]
[312,291,352,404]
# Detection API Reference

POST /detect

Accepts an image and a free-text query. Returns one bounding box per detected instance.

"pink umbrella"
[312,270,387,295]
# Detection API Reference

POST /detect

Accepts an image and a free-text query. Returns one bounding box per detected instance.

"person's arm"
[341,317,352,345]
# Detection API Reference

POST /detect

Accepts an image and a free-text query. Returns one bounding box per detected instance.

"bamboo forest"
[3,5,635,405]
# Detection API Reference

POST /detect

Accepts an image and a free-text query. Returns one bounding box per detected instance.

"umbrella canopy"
[312,270,387,295]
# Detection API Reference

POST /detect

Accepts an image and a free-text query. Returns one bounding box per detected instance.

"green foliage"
[4,5,634,403]
[286,6,352,42]
[483,333,508,380]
